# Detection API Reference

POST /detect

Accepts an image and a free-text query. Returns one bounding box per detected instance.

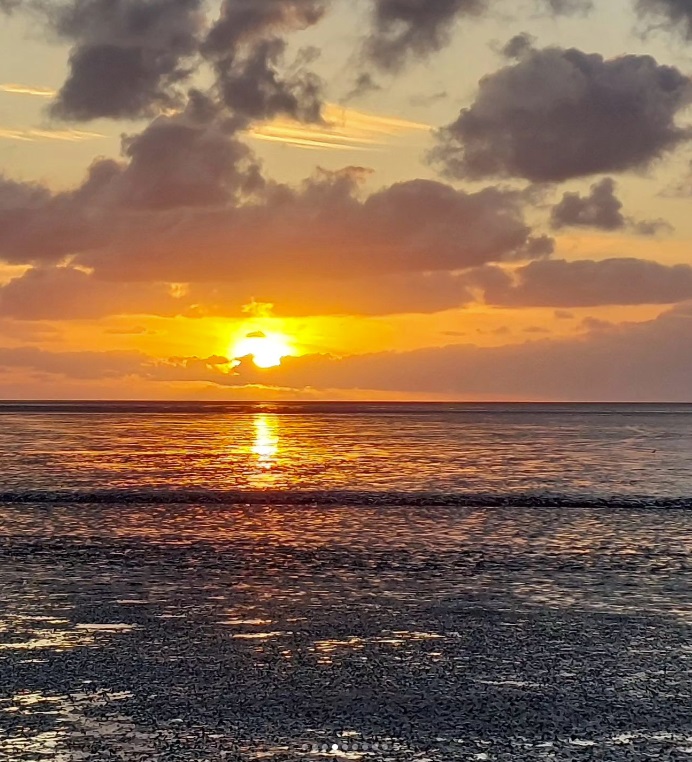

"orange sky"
[1,0,692,400]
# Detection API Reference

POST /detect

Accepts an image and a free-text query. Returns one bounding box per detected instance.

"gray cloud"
[115,93,264,209]
[47,0,206,121]
[636,0,692,40]
[432,46,692,182]
[478,258,692,307]
[550,178,673,235]
[0,175,103,264]
[344,73,382,102]
[0,268,185,320]
[551,178,626,231]
[364,0,486,72]
[0,127,550,280]
[202,0,327,124]
[542,0,592,14]
[0,268,472,321]
[0,345,151,380]
[0,96,264,263]
[84,172,549,282]
[501,32,535,59]
[363,0,591,71]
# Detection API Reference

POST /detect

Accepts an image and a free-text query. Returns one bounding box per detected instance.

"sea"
[1,402,691,761]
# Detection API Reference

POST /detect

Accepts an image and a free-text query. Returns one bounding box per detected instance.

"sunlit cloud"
[0,82,56,97]
[0,127,104,142]
[248,103,431,151]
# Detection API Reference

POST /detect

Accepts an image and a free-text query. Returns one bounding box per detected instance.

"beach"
[2,497,692,760]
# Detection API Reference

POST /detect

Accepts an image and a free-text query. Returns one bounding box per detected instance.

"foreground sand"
[1,502,691,760]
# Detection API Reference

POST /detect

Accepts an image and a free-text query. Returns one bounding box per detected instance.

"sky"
[1,0,692,401]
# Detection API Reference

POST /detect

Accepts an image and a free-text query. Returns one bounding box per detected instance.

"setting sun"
[231,331,292,369]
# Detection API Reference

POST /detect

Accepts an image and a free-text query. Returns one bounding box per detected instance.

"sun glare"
[232,331,292,368]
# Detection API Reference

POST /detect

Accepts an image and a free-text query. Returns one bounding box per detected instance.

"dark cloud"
[550,178,673,234]
[478,258,692,307]
[203,0,326,56]
[84,171,549,282]
[0,175,103,264]
[550,178,625,230]
[542,0,592,14]
[631,218,673,236]
[115,95,264,209]
[0,268,185,320]
[0,268,473,321]
[409,90,448,107]
[501,32,535,59]
[636,0,692,40]
[47,0,206,121]
[202,0,327,124]
[345,73,382,102]
[432,46,692,182]
[0,95,265,263]
[364,0,486,72]
[212,37,323,123]
[363,0,592,71]
[0,128,549,280]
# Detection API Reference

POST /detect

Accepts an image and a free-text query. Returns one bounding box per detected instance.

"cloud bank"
[432,46,692,182]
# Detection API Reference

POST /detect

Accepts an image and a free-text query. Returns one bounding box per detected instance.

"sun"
[231,330,292,368]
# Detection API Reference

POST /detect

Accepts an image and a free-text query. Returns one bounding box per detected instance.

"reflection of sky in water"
[2,407,692,495]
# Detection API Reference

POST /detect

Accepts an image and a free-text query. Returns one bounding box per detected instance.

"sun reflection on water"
[251,414,279,472]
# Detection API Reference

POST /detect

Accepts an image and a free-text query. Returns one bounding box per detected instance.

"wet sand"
[1,502,692,760]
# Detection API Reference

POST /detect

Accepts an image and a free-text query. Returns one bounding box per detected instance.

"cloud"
[4,303,692,400]
[114,94,264,209]
[193,271,476,317]
[0,267,184,319]
[0,266,473,320]
[551,178,625,230]
[202,0,327,125]
[0,127,104,142]
[550,177,671,234]
[501,32,535,59]
[226,303,692,401]
[46,0,206,121]
[364,0,486,72]
[662,159,692,197]
[636,0,692,40]
[477,258,692,307]
[0,83,56,97]
[432,46,692,182]
[344,73,382,102]
[249,103,430,151]
[0,113,549,279]
[87,171,549,282]
[0,345,150,380]
[542,0,592,14]
[362,0,591,72]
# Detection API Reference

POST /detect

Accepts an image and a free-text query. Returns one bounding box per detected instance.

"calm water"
[2,403,692,760]
[0,402,691,497]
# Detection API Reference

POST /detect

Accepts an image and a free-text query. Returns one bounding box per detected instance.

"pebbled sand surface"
[1,502,691,761]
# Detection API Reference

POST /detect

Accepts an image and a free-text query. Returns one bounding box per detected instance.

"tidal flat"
[1,501,691,761]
